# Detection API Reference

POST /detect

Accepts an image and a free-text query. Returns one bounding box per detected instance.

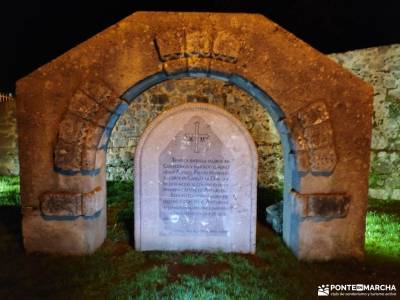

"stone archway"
[16,12,372,260]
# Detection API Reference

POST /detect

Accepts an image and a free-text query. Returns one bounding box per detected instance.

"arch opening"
[102,70,299,251]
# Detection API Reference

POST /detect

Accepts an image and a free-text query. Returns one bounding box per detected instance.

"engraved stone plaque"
[135,103,257,253]
[159,116,232,236]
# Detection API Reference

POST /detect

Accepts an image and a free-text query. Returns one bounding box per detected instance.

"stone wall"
[107,44,400,198]
[329,44,400,200]
[0,98,18,175]
[107,78,283,189]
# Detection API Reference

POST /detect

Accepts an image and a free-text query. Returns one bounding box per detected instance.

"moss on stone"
[387,94,400,119]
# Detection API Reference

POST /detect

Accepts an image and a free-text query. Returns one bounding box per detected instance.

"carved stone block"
[81,123,104,149]
[40,192,81,216]
[40,187,103,217]
[81,147,97,170]
[81,79,120,112]
[186,31,212,57]
[58,113,85,143]
[163,58,188,74]
[303,121,334,149]
[295,150,310,173]
[213,32,241,63]
[209,59,237,75]
[92,106,112,128]
[287,115,308,151]
[292,191,350,219]
[307,194,350,218]
[309,146,337,173]
[188,57,210,72]
[297,101,330,128]
[54,141,82,171]
[82,187,103,216]
[68,90,100,120]
[155,31,185,61]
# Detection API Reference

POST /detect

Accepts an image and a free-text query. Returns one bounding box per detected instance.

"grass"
[0,175,20,206]
[365,198,400,261]
[0,176,399,299]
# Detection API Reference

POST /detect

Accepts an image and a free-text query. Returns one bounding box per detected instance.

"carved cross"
[184,121,209,153]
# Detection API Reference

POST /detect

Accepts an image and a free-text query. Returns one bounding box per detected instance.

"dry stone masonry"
[3,45,400,200]
[107,78,282,189]
[16,12,372,260]
[109,44,400,199]
[329,44,400,201]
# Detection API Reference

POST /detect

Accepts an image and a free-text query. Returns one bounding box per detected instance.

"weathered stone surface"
[163,58,188,74]
[15,12,373,259]
[186,31,212,71]
[6,45,398,199]
[58,113,85,143]
[292,192,351,219]
[265,201,283,234]
[82,186,103,215]
[107,78,282,187]
[186,31,212,57]
[40,187,103,217]
[295,151,310,173]
[330,44,400,200]
[212,32,241,63]
[81,123,104,149]
[296,102,330,128]
[81,78,121,112]
[308,146,337,173]
[287,115,308,151]
[92,106,113,128]
[54,140,82,171]
[68,90,100,121]
[81,147,97,170]
[368,188,390,200]
[209,59,237,75]
[22,208,106,255]
[303,121,334,150]
[40,191,82,216]
[155,31,186,61]
[135,103,257,253]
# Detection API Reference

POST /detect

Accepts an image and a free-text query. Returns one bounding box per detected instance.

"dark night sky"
[1,0,399,93]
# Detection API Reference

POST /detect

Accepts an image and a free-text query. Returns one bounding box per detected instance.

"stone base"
[22,208,106,255]
[283,191,365,261]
